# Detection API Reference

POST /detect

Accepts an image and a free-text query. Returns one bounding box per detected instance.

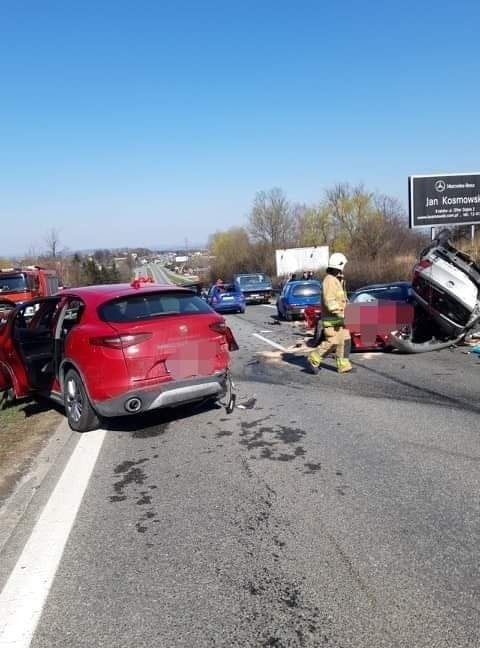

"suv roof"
[61,283,193,307]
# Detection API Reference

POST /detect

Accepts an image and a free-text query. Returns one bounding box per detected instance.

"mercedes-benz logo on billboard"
[435,180,446,192]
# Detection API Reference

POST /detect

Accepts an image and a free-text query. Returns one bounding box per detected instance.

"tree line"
[0,229,139,287]
[208,184,431,289]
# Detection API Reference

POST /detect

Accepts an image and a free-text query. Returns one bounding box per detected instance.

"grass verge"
[162,267,200,286]
[0,399,63,502]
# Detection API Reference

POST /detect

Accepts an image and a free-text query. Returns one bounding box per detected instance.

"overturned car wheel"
[64,369,100,432]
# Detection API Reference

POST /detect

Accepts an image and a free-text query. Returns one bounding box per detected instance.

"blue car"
[276,280,322,321]
[232,273,272,304]
[207,283,246,314]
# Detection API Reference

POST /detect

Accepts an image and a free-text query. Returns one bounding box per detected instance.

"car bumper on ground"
[93,371,228,417]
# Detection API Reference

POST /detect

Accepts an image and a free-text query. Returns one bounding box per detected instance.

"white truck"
[275,246,329,278]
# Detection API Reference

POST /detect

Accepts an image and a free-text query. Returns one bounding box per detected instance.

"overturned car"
[389,229,480,353]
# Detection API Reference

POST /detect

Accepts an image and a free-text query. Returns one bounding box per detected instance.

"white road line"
[0,428,107,648]
[261,304,277,309]
[253,333,287,352]
[260,330,272,334]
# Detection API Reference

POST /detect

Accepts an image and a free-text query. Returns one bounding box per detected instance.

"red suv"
[0,283,238,432]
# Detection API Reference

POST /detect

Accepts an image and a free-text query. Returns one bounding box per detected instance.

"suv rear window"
[99,291,213,322]
[237,274,268,286]
[217,284,237,292]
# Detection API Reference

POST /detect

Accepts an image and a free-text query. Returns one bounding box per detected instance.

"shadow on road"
[104,399,224,434]
[280,351,337,373]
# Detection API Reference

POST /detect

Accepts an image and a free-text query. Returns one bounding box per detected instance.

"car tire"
[239,307,245,314]
[285,312,292,322]
[64,368,100,432]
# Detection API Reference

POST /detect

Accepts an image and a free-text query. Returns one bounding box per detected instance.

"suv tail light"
[90,333,152,349]
[225,326,239,351]
[417,259,433,269]
[209,321,227,334]
[209,320,239,351]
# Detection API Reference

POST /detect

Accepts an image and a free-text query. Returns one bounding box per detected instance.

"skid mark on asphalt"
[216,468,342,647]
[109,457,160,535]
[239,416,307,462]
[352,358,480,415]
[303,462,322,474]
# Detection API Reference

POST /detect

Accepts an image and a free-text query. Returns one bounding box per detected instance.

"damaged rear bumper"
[93,371,228,417]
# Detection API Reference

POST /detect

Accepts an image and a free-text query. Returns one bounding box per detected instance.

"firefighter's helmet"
[328,252,348,271]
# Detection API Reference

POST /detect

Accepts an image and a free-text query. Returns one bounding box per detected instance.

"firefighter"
[307,252,352,374]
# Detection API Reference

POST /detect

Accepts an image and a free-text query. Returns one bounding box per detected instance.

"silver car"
[390,229,480,352]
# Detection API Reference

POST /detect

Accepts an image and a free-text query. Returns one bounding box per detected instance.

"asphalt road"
[1,303,480,647]
[147,263,172,284]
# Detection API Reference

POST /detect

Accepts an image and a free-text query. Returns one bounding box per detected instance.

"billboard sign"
[409,173,480,228]
[275,246,329,277]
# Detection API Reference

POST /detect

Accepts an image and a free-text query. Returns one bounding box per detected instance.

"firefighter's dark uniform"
[308,272,352,373]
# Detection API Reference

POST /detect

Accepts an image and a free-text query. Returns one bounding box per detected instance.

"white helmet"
[328,252,348,271]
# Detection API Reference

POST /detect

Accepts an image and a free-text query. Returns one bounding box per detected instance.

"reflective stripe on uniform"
[321,317,344,327]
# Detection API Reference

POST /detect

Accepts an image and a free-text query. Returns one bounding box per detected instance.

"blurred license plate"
[223,296,234,301]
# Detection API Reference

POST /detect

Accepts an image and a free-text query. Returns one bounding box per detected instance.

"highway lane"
[1,304,479,647]
[148,263,172,284]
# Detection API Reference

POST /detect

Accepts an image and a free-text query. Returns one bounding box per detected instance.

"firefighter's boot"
[335,358,353,373]
[307,349,322,374]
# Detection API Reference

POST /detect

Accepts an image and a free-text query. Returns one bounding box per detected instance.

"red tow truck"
[0,266,60,338]
[0,266,59,306]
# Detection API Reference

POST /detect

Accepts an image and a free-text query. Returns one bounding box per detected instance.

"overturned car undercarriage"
[389,229,480,353]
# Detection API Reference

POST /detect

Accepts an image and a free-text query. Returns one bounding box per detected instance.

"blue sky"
[1,0,479,255]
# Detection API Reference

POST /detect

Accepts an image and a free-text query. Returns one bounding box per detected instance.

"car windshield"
[237,274,268,286]
[291,284,321,297]
[352,286,408,303]
[217,284,236,292]
[100,291,213,322]
[0,274,27,293]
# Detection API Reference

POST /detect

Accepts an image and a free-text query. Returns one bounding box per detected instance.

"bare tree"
[45,227,61,259]
[209,227,256,279]
[325,183,373,245]
[295,204,334,247]
[248,188,295,250]
[374,193,405,221]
